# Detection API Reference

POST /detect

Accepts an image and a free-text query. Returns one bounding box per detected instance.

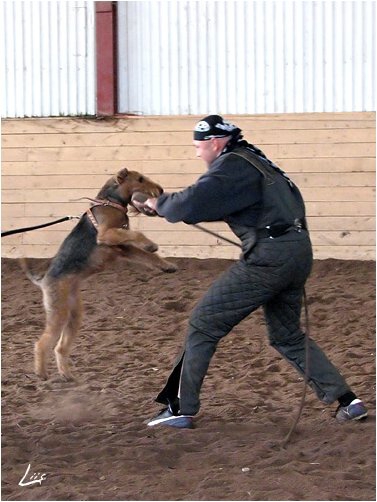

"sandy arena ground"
[1,255,375,501]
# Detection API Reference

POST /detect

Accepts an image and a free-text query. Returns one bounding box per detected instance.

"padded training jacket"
[156,143,307,259]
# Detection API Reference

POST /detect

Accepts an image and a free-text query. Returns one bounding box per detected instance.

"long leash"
[1,216,80,237]
[191,224,310,447]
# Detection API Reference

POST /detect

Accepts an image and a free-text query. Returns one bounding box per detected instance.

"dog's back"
[20,215,98,285]
[46,215,98,279]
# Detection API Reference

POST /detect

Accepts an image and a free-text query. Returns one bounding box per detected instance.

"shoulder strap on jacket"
[228,150,275,185]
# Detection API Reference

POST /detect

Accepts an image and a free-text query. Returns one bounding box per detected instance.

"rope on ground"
[281,288,310,448]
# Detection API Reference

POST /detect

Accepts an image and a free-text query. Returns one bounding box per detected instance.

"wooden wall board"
[2,157,375,176]
[3,128,375,149]
[2,112,375,134]
[4,186,374,204]
[2,143,375,163]
[2,112,375,260]
[2,172,375,191]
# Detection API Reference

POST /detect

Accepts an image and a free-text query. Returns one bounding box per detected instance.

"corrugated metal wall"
[2,1,375,118]
[118,0,376,115]
[1,1,95,118]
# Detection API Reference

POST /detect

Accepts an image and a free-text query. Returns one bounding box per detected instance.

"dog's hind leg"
[54,282,82,381]
[35,281,70,380]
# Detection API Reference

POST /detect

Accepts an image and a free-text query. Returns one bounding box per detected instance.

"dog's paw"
[161,261,178,273]
[57,369,76,382]
[144,242,159,253]
[61,374,76,383]
[35,370,49,381]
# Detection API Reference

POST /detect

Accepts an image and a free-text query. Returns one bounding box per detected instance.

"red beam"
[96,2,117,115]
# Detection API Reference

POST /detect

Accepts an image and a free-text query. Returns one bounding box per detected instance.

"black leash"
[191,223,310,447]
[1,216,80,237]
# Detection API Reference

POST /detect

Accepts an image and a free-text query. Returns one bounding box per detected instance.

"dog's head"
[97,168,163,205]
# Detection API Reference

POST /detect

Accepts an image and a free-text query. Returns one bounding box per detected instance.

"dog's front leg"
[97,227,158,253]
[119,245,177,273]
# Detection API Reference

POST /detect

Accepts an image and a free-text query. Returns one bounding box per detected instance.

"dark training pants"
[156,232,351,415]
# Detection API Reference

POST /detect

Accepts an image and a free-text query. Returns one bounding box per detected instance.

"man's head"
[192,115,242,165]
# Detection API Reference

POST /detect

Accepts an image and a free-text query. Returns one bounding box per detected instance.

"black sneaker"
[147,407,194,429]
[335,399,368,423]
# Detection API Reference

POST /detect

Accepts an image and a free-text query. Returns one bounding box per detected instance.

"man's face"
[193,139,220,165]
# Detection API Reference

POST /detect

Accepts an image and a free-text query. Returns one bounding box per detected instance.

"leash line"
[192,223,242,248]
[1,216,80,237]
[281,288,310,448]
[2,197,128,238]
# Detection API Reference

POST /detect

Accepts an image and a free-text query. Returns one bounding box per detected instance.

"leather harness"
[85,198,129,230]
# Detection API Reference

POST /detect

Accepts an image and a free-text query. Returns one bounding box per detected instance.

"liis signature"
[19,464,47,487]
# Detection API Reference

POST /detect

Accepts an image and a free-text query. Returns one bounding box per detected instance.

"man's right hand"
[131,192,158,216]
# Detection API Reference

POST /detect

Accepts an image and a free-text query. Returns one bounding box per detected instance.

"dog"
[20,167,177,381]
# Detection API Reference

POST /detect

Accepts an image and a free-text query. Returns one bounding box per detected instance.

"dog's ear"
[116,168,129,184]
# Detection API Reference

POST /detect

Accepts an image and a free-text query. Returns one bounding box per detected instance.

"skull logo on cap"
[194,121,211,132]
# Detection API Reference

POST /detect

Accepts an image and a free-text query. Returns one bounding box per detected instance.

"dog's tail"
[19,258,44,287]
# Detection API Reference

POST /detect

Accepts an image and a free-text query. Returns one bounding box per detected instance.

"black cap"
[193,115,242,141]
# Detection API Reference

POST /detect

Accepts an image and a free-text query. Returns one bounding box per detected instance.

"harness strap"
[80,197,128,214]
[86,208,100,229]
[86,199,129,230]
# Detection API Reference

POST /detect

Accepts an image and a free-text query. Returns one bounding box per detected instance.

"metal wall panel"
[1,1,96,118]
[118,0,376,115]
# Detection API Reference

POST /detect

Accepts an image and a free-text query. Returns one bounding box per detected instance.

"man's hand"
[131,192,158,216]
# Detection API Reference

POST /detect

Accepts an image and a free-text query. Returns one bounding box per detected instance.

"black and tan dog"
[21,167,176,380]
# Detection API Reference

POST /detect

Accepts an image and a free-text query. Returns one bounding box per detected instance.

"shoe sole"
[147,415,193,428]
[337,411,368,423]
[351,412,368,421]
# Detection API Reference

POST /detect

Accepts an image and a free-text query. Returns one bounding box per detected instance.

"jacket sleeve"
[155,156,262,224]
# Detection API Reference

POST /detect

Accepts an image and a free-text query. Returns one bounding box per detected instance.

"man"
[134,115,367,429]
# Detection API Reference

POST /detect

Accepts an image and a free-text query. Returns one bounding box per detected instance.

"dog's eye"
[138,176,144,182]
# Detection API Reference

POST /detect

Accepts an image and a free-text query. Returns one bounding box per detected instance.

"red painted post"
[96,2,117,116]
